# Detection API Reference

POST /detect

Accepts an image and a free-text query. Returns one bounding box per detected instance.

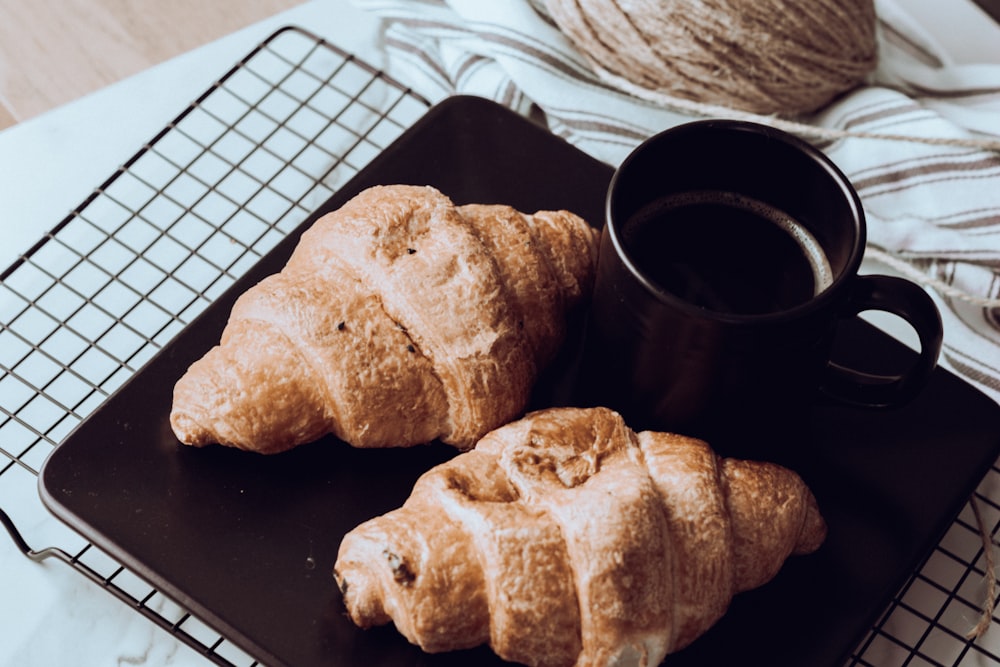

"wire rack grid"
[0,26,430,666]
[1,24,1000,667]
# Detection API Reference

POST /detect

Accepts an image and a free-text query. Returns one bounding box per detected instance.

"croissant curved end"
[169,409,211,448]
[334,564,389,628]
[794,494,828,555]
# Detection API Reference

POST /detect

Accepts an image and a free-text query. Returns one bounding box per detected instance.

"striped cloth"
[355,0,1000,404]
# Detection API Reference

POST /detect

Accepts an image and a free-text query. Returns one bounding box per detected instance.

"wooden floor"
[0,0,304,131]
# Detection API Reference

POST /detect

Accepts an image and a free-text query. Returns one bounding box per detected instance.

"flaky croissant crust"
[170,185,599,453]
[334,406,826,667]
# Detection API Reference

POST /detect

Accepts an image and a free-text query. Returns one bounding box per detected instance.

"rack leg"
[0,506,74,564]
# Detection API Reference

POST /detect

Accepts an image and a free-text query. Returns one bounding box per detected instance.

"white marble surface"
[0,1,997,666]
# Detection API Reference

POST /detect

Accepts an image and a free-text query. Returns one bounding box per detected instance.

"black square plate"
[39,95,1000,667]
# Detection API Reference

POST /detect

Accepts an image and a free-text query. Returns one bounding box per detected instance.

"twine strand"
[864,247,1000,309]
[967,495,997,640]
[595,66,1000,153]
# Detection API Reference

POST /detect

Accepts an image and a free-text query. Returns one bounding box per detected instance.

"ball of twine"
[545,0,879,116]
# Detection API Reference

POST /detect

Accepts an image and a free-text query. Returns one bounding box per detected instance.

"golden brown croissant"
[333,406,826,667]
[170,185,599,454]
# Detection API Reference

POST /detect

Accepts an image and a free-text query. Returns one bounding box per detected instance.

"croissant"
[333,406,826,667]
[170,185,599,453]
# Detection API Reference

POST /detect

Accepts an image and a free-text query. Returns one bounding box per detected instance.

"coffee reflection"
[620,190,834,315]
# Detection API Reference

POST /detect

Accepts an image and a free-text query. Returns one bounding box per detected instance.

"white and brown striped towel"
[355,0,1000,404]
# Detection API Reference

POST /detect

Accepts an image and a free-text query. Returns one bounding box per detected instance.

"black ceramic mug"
[578,119,943,446]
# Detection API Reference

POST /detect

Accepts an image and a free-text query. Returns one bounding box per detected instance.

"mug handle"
[820,275,943,408]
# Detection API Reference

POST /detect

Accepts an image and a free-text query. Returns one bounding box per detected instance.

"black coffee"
[622,191,833,315]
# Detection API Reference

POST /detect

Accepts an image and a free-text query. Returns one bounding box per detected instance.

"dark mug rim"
[605,119,868,324]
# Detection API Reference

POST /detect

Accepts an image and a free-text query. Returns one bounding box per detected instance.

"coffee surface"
[622,191,833,315]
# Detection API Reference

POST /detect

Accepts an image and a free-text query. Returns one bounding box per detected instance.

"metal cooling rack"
[0,26,430,666]
[1,23,999,667]
[851,478,1000,667]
